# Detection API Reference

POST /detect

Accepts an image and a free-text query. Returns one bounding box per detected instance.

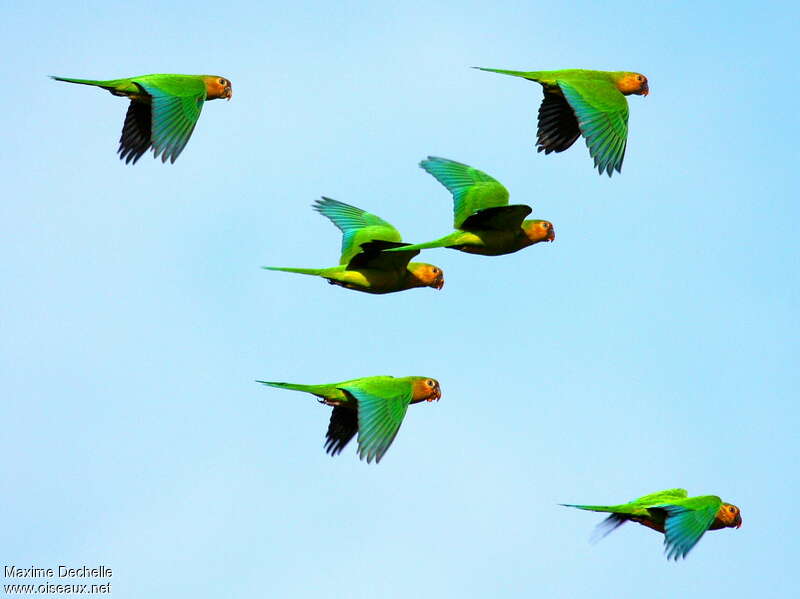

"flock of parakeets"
[52,67,740,560]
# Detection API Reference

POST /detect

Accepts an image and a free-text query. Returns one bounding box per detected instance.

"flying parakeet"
[257,375,441,463]
[264,197,444,294]
[563,488,742,560]
[51,73,233,164]
[475,68,648,176]
[387,157,554,256]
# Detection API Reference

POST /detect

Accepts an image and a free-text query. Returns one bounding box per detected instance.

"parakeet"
[475,67,648,176]
[51,73,233,164]
[264,197,444,294]
[257,375,441,463]
[387,157,554,256]
[563,488,742,560]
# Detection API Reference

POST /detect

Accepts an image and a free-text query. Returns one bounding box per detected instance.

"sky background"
[2,1,798,597]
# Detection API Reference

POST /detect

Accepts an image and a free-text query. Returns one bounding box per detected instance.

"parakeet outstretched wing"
[420,157,510,229]
[339,381,412,464]
[314,197,402,264]
[556,79,629,176]
[655,496,722,560]
[133,78,207,164]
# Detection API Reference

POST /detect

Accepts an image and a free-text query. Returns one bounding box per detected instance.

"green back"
[474,67,617,87]
[629,488,689,507]
[419,157,510,229]
[314,197,402,265]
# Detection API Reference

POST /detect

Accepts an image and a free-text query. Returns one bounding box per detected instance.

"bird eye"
[219,78,226,85]
[426,380,434,387]
[637,75,643,81]
[729,506,736,513]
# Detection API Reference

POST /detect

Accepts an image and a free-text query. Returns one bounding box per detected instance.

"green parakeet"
[387,157,554,256]
[51,73,232,163]
[563,488,742,560]
[264,197,444,294]
[257,375,441,463]
[475,68,648,176]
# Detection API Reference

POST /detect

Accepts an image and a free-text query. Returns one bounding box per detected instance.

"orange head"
[716,503,743,529]
[522,220,555,244]
[408,263,444,290]
[410,377,441,403]
[615,72,649,96]
[202,76,233,100]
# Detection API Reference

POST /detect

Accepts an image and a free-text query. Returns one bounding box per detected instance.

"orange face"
[524,220,555,244]
[410,263,445,290]
[616,72,649,96]
[717,503,743,528]
[411,378,441,403]
[203,76,233,100]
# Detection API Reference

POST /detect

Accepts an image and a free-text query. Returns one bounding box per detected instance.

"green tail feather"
[386,232,461,253]
[473,67,539,79]
[50,76,116,89]
[256,380,318,393]
[561,503,617,513]
[262,266,323,276]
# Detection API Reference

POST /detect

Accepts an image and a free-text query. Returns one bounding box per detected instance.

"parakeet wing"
[420,157,510,229]
[347,240,419,271]
[591,513,628,543]
[557,79,629,176]
[537,90,582,153]
[314,197,402,264]
[118,101,153,164]
[339,382,412,464]
[324,406,358,456]
[460,204,532,232]
[135,79,206,163]
[655,496,722,560]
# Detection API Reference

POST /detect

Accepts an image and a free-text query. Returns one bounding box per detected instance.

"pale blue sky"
[2,1,798,597]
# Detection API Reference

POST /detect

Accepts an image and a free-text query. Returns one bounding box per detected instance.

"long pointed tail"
[262,266,324,277]
[256,380,319,393]
[50,76,116,89]
[472,67,538,80]
[560,503,617,513]
[385,234,458,253]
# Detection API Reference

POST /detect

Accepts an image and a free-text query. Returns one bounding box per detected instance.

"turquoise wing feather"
[136,80,206,163]
[557,79,629,176]
[313,197,402,265]
[420,157,509,229]
[656,496,721,560]
[339,380,412,464]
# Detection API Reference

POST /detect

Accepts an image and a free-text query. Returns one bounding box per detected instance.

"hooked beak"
[225,87,233,100]
[430,387,441,402]
[547,228,556,242]
[641,83,649,96]
[435,277,444,290]
[735,516,742,528]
